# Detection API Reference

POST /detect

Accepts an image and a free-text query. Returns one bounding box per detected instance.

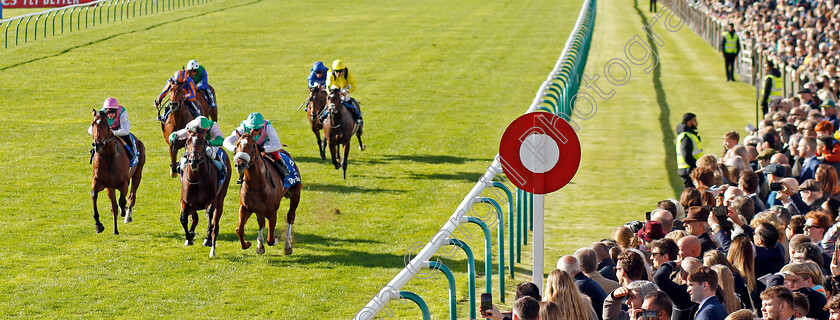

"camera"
[480,293,492,315]
[712,206,733,232]
[770,182,783,191]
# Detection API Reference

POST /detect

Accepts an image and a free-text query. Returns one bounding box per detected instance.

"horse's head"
[168,79,186,111]
[90,109,114,154]
[326,87,343,118]
[185,129,208,172]
[233,131,258,176]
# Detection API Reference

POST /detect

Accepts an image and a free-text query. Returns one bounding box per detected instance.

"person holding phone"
[637,291,672,320]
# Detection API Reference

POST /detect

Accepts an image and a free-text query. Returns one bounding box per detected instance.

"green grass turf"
[0,0,588,318]
[540,0,758,269]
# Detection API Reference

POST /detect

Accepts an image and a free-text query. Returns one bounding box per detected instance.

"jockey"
[308,61,328,89]
[155,70,202,118]
[169,116,226,179]
[325,59,362,124]
[88,98,139,167]
[186,60,217,108]
[223,112,290,179]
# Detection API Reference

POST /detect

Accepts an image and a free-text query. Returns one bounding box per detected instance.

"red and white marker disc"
[499,112,581,194]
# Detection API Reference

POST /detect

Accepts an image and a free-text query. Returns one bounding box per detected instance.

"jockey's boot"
[127,134,139,167]
[187,101,201,117]
[207,91,217,108]
[273,158,290,181]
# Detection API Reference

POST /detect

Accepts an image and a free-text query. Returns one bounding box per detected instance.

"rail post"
[399,291,431,320]
[477,196,506,301]
[461,216,493,296]
[425,261,456,320]
[489,181,517,263]
[446,238,476,320]
[14,18,21,46]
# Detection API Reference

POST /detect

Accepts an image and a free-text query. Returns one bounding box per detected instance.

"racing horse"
[323,88,365,179]
[157,79,211,177]
[179,129,231,257]
[89,110,146,234]
[306,86,328,160]
[232,132,302,255]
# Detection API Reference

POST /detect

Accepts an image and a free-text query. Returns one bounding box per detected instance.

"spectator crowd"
[477,0,840,319]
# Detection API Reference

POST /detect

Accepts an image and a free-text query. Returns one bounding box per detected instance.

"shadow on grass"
[380,154,486,164]
[1,0,264,71]
[291,155,328,164]
[633,0,683,195]
[304,183,405,194]
[406,171,481,183]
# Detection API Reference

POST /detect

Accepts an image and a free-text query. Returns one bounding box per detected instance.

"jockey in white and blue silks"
[307,61,328,88]
[186,60,217,108]
[88,98,139,166]
[223,112,290,179]
[169,116,227,180]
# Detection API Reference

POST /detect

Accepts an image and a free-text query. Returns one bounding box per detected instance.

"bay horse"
[90,110,146,234]
[232,132,301,255]
[306,86,328,160]
[324,88,365,180]
[179,129,231,257]
[158,79,212,177]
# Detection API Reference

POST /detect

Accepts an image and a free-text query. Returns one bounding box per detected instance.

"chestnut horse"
[179,130,231,257]
[324,88,365,179]
[232,133,302,255]
[89,110,146,234]
[305,86,328,160]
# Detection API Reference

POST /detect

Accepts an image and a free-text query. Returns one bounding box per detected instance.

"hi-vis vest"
[676,131,704,169]
[723,32,739,54]
[763,74,783,98]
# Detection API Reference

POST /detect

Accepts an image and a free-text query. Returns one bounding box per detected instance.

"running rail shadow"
[633,0,683,195]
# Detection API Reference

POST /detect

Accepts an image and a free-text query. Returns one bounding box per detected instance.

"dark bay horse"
[158,80,201,177]
[90,110,146,234]
[324,88,365,179]
[233,132,301,255]
[179,130,231,257]
[306,86,328,160]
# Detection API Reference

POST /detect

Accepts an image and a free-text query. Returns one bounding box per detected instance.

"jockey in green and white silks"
[223,112,290,179]
[169,116,226,177]
[88,97,139,166]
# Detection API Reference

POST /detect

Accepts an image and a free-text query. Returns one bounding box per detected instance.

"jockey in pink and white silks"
[169,116,227,179]
[223,112,290,179]
[88,98,139,166]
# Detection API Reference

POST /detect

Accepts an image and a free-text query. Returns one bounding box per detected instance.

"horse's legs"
[107,188,120,235]
[255,214,266,255]
[117,181,128,218]
[342,142,350,180]
[236,205,253,250]
[179,203,194,246]
[209,199,223,258]
[356,127,366,151]
[203,205,215,247]
[168,142,178,178]
[313,127,326,160]
[267,211,278,247]
[284,184,301,255]
[91,182,106,233]
[189,210,199,237]
[330,141,340,170]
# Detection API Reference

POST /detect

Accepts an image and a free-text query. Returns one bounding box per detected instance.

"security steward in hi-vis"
[721,23,740,82]
[676,113,703,188]
[760,60,784,116]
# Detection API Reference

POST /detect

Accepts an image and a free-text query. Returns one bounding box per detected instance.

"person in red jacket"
[816,121,840,164]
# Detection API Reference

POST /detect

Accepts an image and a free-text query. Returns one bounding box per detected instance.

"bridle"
[234,134,275,188]
[184,133,210,185]
[91,116,116,154]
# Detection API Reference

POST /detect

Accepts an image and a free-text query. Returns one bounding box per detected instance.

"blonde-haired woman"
[538,301,562,320]
[612,226,639,251]
[710,265,742,313]
[543,269,598,320]
[728,234,757,310]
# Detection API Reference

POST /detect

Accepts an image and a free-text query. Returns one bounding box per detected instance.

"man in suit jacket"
[557,255,608,319]
[591,241,618,281]
[576,248,620,294]
[686,267,728,320]
[754,222,786,278]
[652,258,702,320]
[799,136,821,183]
